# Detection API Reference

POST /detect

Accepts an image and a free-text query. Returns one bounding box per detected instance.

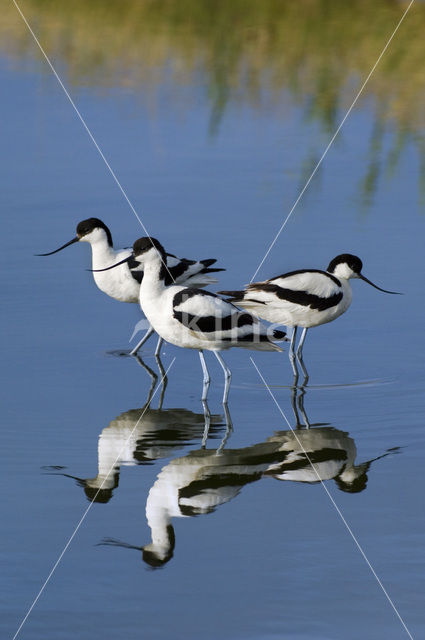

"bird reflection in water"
[99,388,399,567]
[51,355,225,503]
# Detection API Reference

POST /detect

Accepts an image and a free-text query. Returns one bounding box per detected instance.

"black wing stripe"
[173,288,219,308]
[166,261,191,284]
[266,448,348,474]
[173,311,254,333]
[179,471,265,502]
[267,269,341,287]
[221,332,272,343]
[250,283,343,312]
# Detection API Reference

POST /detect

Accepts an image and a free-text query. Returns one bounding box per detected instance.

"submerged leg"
[199,350,211,402]
[214,351,232,404]
[129,325,155,356]
[290,385,302,428]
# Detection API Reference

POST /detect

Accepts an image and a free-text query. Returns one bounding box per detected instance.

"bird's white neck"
[87,235,116,269]
[330,263,357,281]
[139,254,168,300]
[145,484,174,558]
[147,506,171,549]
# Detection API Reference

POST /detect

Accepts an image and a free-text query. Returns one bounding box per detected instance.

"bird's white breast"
[91,244,140,303]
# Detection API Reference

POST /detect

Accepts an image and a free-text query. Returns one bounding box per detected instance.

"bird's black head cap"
[327,254,362,275]
[76,218,113,246]
[334,472,368,493]
[133,237,167,261]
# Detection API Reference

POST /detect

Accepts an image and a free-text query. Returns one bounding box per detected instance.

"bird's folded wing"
[172,289,258,335]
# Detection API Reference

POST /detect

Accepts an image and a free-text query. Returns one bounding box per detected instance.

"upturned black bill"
[359,274,401,295]
[90,255,133,272]
[35,236,79,256]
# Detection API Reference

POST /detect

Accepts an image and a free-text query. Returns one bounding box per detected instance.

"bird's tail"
[217,289,244,301]
[273,329,288,341]
[200,258,226,275]
[190,275,221,287]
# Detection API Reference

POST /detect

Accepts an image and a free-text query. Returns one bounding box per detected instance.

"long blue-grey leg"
[289,326,298,359]
[130,325,155,356]
[214,351,232,404]
[154,336,164,358]
[289,326,299,381]
[199,350,211,402]
[201,399,212,448]
[296,328,308,359]
[296,328,309,385]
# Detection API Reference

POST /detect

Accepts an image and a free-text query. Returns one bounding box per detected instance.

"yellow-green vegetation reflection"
[3,0,425,203]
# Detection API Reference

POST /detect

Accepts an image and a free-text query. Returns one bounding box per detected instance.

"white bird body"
[62,405,222,503]
[143,446,274,562]
[85,231,223,304]
[265,427,358,483]
[37,219,225,353]
[219,254,399,373]
[236,269,353,328]
[137,424,381,565]
[97,237,285,402]
[137,250,283,353]
[98,405,394,565]
[85,232,138,302]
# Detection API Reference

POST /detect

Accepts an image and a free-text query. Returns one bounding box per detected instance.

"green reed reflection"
[3,0,425,203]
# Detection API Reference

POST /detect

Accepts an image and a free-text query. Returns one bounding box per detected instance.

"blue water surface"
[1,12,424,640]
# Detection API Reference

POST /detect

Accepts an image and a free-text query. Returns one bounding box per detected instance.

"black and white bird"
[93,237,286,403]
[99,419,394,567]
[219,254,400,368]
[55,403,223,504]
[37,218,225,355]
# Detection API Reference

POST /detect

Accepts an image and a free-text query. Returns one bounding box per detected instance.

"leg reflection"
[216,403,233,454]
[290,385,303,428]
[297,385,311,428]
[201,399,212,448]
[133,354,158,408]
[155,352,168,410]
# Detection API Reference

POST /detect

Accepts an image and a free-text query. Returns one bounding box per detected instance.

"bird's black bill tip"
[89,254,133,272]
[35,236,80,256]
[359,274,402,295]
